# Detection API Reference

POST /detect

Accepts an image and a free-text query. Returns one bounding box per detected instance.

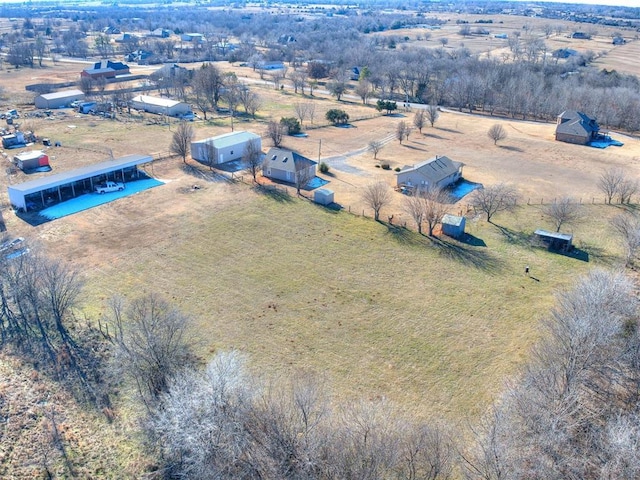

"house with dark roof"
[263,147,317,185]
[555,111,599,145]
[81,60,130,79]
[395,155,463,189]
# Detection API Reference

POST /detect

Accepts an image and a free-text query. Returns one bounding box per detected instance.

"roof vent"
[271,155,277,161]
[283,157,288,163]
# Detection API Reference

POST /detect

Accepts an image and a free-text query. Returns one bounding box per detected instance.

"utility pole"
[318,139,321,162]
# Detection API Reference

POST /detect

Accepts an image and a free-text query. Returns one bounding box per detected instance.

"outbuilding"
[34,89,85,109]
[314,188,334,206]
[191,131,261,165]
[7,154,152,212]
[14,151,50,172]
[533,229,573,252]
[130,95,191,117]
[441,214,466,238]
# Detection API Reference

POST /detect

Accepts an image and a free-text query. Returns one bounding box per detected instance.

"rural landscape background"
[1,0,640,478]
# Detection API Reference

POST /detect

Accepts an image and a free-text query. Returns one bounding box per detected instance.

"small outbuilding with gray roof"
[34,89,85,109]
[395,155,463,190]
[7,154,152,212]
[191,131,262,165]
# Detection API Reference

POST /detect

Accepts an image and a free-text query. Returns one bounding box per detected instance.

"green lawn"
[83,188,621,421]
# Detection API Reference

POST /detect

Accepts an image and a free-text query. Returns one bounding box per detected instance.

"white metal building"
[34,89,85,109]
[7,154,152,212]
[130,95,191,117]
[191,131,262,165]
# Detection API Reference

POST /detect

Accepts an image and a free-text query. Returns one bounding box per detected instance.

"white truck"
[95,181,125,194]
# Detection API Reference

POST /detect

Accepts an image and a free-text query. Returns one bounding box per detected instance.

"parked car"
[95,181,125,194]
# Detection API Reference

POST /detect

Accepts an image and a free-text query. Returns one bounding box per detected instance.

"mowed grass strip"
[83,185,615,421]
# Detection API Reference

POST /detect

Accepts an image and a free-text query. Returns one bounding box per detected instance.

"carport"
[7,154,153,212]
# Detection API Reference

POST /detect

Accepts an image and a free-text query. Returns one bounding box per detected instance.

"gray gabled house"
[263,148,317,185]
[555,111,599,145]
[395,155,463,189]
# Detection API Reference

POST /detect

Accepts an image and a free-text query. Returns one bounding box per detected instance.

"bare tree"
[150,351,257,477]
[611,213,640,267]
[362,181,392,221]
[396,121,409,144]
[198,140,217,171]
[542,197,584,232]
[355,79,372,104]
[413,110,426,134]
[598,167,624,204]
[267,120,286,147]
[306,102,316,125]
[618,178,638,205]
[404,193,426,234]
[238,85,262,118]
[295,162,314,195]
[470,184,519,223]
[294,102,310,126]
[421,187,450,236]
[242,139,263,183]
[487,124,507,145]
[170,122,194,163]
[425,104,440,127]
[108,294,195,410]
[369,140,383,160]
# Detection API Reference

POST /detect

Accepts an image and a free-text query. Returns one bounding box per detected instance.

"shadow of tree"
[423,132,446,140]
[574,241,619,266]
[432,236,504,272]
[494,224,533,247]
[253,185,294,203]
[384,225,503,272]
[402,144,428,151]
[180,163,233,183]
[436,127,462,134]
[499,145,524,153]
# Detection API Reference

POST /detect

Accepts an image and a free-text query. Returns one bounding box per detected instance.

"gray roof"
[38,89,84,100]
[7,154,152,195]
[556,110,599,137]
[534,229,573,242]
[397,156,463,185]
[264,147,316,173]
[193,131,260,150]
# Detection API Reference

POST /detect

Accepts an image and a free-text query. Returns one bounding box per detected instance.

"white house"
[130,95,191,117]
[191,131,261,165]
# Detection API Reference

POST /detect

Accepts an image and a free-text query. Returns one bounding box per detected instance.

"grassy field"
[76,179,621,422]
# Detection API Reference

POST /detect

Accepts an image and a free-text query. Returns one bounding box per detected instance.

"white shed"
[441,214,466,238]
[130,95,191,117]
[191,131,261,165]
[314,188,334,206]
[34,89,85,109]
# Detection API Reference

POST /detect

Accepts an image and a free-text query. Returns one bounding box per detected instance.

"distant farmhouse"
[191,131,261,165]
[555,111,599,145]
[181,33,204,43]
[81,60,130,80]
[35,89,84,109]
[130,95,191,117]
[395,155,463,190]
[263,147,317,184]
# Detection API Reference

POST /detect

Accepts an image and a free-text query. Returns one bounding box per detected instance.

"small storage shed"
[34,89,85,109]
[78,102,97,114]
[533,229,573,252]
[314,188,334,206]
[14,151,50,172]
[441,214,466,238]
